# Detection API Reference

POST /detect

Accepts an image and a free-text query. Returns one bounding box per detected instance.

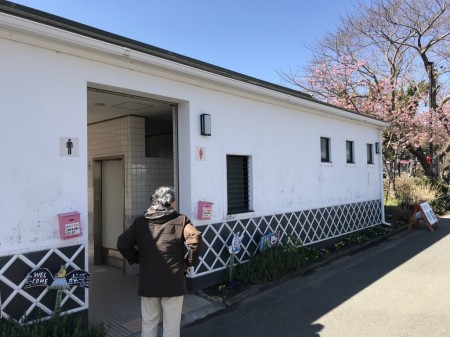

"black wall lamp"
[375,142,380,154]
[200,113,211,136]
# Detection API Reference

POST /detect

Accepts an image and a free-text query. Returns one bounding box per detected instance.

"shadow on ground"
[182,216,450,337]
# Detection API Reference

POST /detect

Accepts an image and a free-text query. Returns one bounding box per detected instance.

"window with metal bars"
[227,155,251,214]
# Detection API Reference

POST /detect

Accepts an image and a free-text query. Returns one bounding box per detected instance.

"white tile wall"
[87,116,174,252]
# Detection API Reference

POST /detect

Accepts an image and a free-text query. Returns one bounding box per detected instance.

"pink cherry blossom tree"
[281,0,450,189]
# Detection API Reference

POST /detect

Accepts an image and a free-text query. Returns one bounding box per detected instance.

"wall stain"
[6,222,23,244]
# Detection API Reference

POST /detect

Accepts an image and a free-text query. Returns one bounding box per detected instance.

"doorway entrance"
[87,85,178,273]
[92,157,124,268]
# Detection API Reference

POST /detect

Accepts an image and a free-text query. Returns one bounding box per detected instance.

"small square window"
[367,144,374,164]
[321,137,331,163]
[346,141,354,163]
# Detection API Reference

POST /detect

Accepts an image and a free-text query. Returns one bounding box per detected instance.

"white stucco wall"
[0,37,88,253]
[189,90,382,222]
[0,11,384,255]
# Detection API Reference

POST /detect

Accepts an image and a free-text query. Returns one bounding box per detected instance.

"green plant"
[227,253,239,283]
[218,224,400,293]
[426,179,450,214]
[334,241,346,249]
[384,174,450,218]
[430,194,450,215]
[345,233,370,245]
[363,226,390,238]
[0,315,109,337]
[320,248,330,256]
[235,236,323,284]
[392,203,414,222]
[384,197,400,207]
[233,224,400,286]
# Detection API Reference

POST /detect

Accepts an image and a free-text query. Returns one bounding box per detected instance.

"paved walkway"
[88,265,212,337]
[182,215,450,337]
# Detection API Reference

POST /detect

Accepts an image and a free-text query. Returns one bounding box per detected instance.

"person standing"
[117,186,202,337]
[409,158,417,176]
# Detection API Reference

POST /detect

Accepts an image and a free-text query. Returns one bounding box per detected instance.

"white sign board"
[419,201,438,225]
[60,137,79,157]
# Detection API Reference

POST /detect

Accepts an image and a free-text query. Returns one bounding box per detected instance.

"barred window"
[227,155,251,214]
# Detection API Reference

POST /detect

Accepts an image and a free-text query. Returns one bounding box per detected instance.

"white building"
[0,2,386,321]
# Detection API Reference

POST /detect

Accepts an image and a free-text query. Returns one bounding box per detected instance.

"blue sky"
[10,0,364,85]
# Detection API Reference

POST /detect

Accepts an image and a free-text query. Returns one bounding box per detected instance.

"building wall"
[0,32,91,321]
[0,11,385,316]
[1,36,88,254]
[0,32,383,251]
[189,93,382,222]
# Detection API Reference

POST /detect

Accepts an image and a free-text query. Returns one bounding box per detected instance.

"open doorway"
[92,157,124,269]
[87,86,178,273]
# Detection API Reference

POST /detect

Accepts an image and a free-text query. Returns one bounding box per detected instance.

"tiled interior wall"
[87,116,174,256]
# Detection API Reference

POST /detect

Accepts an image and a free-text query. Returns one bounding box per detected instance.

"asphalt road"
[182,216,450,337]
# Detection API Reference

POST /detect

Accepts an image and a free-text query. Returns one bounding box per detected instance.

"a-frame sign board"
[408,201,439,232]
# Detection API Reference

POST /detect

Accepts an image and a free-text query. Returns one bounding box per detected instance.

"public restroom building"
[0,2,386,321]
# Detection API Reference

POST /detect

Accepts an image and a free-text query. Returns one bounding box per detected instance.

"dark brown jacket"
[117,212,202,297]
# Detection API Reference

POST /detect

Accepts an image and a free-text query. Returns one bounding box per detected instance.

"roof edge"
[0,0,386,126]
[0,1,313,100]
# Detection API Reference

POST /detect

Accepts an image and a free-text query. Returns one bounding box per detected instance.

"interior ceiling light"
[112,102,154,110]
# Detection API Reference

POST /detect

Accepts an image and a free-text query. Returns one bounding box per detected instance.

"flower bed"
[199,222,407,304]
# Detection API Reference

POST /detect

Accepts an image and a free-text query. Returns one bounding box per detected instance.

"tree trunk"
[408,146,430,177]
[384,160,397,198]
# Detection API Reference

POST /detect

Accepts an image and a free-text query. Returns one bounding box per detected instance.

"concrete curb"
[181,302,227,328]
